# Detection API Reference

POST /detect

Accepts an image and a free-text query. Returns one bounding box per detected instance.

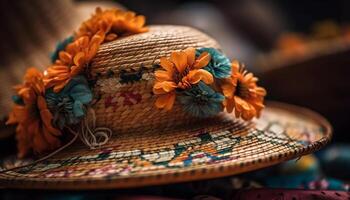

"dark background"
[0,0,349,199]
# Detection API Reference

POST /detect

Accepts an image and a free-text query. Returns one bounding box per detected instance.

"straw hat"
[0,9,332,189]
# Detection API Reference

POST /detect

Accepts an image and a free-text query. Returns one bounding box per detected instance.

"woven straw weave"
[91,25,221,134]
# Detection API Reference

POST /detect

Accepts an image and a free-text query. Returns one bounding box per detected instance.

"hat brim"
[0,101,332,189]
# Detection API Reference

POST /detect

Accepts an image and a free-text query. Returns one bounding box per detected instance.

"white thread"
[79,107,113,149]
[0,130,79,173]
[0,108,113,173]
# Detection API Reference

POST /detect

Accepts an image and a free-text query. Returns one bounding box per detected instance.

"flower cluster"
[7,8,148,157]
[153,47,213,110]
[6,68,61,158]
[76,7,148,41]
[45,7,148,93]
[222,61,266,120]
[153,47,266,120]
[44,31,105,92]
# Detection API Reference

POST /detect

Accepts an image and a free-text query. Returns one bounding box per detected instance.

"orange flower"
[44,31,105,92]
[222,61,266,120]
[45,8,148,92]
[6,68,61,158]
[153,47,214,110]
[76,7,148,42]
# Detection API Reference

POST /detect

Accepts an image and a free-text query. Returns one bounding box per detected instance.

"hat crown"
[90,25,220,133]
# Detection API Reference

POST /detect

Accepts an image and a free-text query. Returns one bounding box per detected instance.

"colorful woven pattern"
[0,102,331,189]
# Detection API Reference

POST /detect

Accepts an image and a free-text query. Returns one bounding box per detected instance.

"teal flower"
[45,75,92,129]
[50,35,74,63]
[12,95,24,105]
[178,81,224,118]
[196,48,231,78]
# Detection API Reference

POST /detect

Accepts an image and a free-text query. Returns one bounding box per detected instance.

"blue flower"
[196,47,231,78]
[50,35,74,63]
[12,95,24,105]
[45,75,92,129]
[178,81,224,118]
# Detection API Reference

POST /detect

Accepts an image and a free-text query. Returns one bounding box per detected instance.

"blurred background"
[0,0,350,199]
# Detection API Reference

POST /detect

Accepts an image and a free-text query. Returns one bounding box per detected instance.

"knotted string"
[0,107,113,173]
[79,107,113,149]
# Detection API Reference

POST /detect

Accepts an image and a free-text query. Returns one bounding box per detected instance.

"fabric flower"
[196,47,231,78]
[44,31,105,92]
[178,81,224,118]
[45,75,92,129]
[6,68,61,158]
[50,35,74,63]
[76,7,148,42]
[222,61,266,120]
[153,47,214,110]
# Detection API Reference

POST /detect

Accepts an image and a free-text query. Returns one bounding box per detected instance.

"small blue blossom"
[196,47,231,78]
[50,35,74,63]
[178,81,224,118]
[45,75,92,129]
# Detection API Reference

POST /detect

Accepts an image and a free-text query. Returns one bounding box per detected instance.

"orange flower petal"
[37,96,61,136]
[73,52,86,67]
[7,106,27,124]
[187,69,213,85]
[153,81,177,94]
[255,87,267,96]
[86,43,100,61]
[160,57,174,73]
[134,15,146,28]
[105,33,118,41]
[24,68,43,81]
[184,47,195,66]
[170,51,188,73]
[234,96,256,120]
[46,65,70,73]
[155,70,172,82]
[43,131,60,150]
[155,92,176,110]
[224,97,235,113]
[58,51,72,64]
[6,110,17,125]
[30,121,49,154]
[79,36,90,48]
[70,65,83,76]
[221,82,235,98]
[193,52,211,69]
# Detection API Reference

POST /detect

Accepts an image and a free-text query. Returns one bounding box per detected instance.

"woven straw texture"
[90,25,220,133]
[0,102,331,189]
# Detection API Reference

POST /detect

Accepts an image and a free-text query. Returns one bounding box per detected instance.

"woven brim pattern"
[0,102,331,189]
